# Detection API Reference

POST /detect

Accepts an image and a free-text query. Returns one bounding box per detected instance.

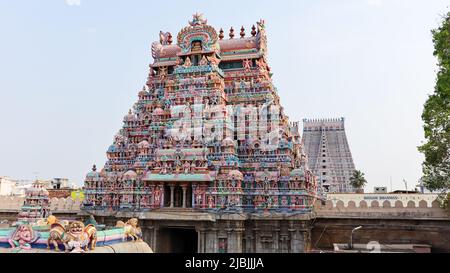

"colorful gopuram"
[83,14,318,213]
[17,180,50,223]
[82,14,320,253]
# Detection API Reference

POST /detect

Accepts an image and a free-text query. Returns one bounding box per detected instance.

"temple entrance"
[157,227,198,253]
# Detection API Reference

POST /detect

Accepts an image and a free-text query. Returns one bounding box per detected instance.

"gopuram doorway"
[157,227,198,253]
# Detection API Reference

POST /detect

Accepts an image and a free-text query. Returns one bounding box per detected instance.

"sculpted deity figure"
[183,161,191,173]
[184,57,192,67]
[9,224,39,250]
[293,180,300,190]
[196,194,202,206]
[243,59,252,71]
[160,162,168,174]
[208,195,215,208]
[290,196,297,209]
[159,66,168,77]
[153,187,161,205]
[199,55,208,66]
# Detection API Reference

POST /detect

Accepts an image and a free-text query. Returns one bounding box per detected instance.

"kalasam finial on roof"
[251,25,257,37]
[240,26,245,38]
[229,27,235,39]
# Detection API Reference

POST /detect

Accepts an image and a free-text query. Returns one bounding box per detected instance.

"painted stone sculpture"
[116,218,142,242]
[47,222,68,251]
[8,224,39,250]
[47,221,97,252]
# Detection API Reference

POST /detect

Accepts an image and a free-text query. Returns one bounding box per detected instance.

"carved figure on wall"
[8,224,39,250]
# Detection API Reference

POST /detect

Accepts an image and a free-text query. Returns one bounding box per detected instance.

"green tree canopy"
[418,12,450,196]
[350,170,367,190]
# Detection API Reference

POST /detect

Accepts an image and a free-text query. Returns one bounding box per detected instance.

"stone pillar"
[197,227,206,253]
[153,226,159,252]
[141,223,155,250]
[182,185,187,208]
[169,185,175,208]
[226,227,233,253]
[254,225,262,253]
[192,183,197,208]
[298,231,306,253]
[244,233,254,253]
[273,226,280,253]
[289,227,298,253]
[232,227,244,253]
[205,228,218,253]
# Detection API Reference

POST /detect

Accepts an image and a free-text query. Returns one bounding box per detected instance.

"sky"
[0,0,448,191]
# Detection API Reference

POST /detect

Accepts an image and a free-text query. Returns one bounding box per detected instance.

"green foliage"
[350,170,367,189]
[435,192,450,209]
[418,12,450,193]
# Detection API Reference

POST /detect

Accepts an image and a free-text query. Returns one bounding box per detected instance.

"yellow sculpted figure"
[116,218,143,242]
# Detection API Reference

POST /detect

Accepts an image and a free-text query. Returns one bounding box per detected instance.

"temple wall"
[312,217,450,253]
[0,196,81,213]
[315,194,449,219]
[0,196,25,211]
[325,193,440,208]
[313,196,450,253]
[96,215,313,253]
[1,195,449,252]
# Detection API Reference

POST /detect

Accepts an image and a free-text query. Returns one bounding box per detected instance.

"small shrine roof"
[157,44,181,59]
[218,37,258,52]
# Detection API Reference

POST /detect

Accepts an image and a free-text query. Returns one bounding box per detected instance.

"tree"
[418,12,450,207]
[350,170,367,192]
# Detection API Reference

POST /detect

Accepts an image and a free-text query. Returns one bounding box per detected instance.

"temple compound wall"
[313,196,450,252]
[1,196,449,252]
